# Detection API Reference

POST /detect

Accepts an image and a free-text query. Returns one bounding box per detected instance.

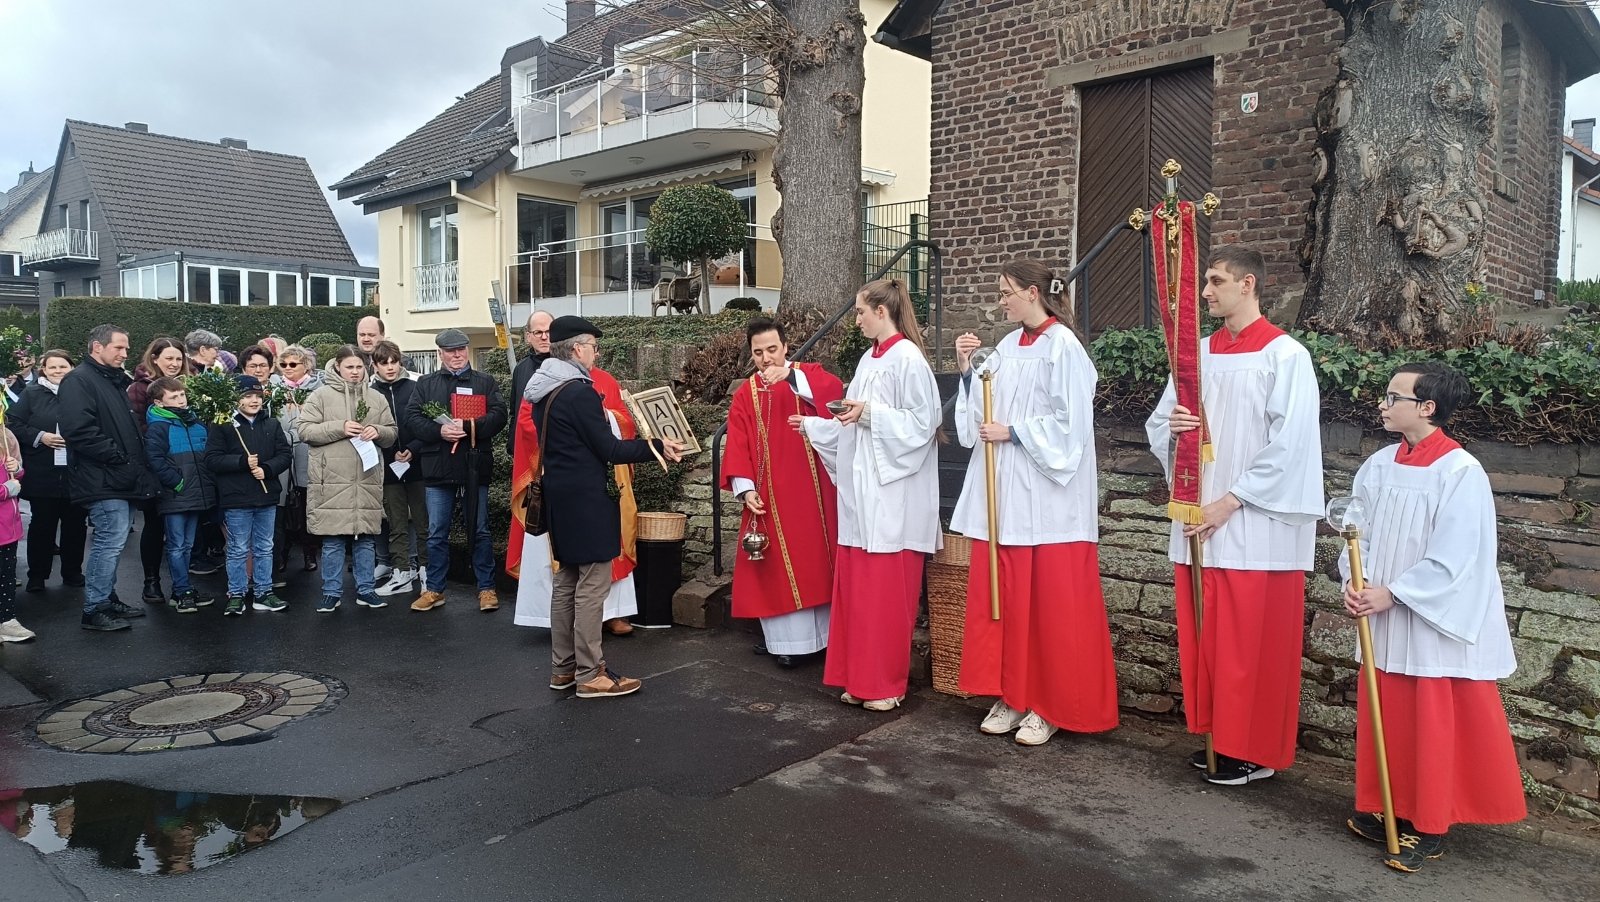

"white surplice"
[759,605,833,655]
[803,339,942,554]
[1337,445,1517,679]
[949,323,1097,545]
[1145,332,1325,570]
[513,407,639,628]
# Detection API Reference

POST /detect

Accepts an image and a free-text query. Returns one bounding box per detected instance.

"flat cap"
[434,328,470,350]
[550,315,603,344]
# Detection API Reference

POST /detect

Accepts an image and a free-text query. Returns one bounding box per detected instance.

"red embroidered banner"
[1151,200,1210,524]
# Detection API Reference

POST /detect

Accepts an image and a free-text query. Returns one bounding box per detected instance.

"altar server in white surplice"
[1145,245,1324,787]
[950,258,1118,748]
[1339,361,1523,874]
[799,278,941,713]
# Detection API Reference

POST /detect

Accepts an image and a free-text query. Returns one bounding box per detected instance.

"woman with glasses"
[950,259,1119,747]
[126,338,190,604]
[270,346,325,573]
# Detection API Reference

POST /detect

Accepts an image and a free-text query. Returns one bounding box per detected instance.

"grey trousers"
[551,560,613,683]
[382,482,427,570]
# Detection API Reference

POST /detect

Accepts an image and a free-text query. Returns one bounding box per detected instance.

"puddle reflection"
[1,782,340,875]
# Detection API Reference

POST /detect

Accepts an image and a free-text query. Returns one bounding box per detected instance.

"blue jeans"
[163,512,200,595]
[320,535,377,597]
[223,506,276,597]
[424,485,493,591]
[84,499,132,613]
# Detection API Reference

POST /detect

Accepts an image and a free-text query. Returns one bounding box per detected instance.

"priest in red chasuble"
[720,317,844,668]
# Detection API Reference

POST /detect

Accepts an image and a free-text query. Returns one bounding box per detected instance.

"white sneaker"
[862,696,903,712]
[375,569,416,596]
[375,563,393,582]
[840,691,863,705]
[1015,711,1058,746]
[979,699,1027,735]
[0,618,36,643]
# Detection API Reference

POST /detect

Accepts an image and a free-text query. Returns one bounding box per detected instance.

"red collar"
[871,334,906,358]
[1394,429,1461,467]
[1018,317,1058,347]
[1209,316,1285,354]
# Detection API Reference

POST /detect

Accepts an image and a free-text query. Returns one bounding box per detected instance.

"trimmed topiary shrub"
[44,297,369,357]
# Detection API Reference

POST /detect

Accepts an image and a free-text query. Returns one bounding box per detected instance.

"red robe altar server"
[1145,246,1324,786]
[1339,361,1523,873]
[721,317,844,666]
[951,260,1118,747]
[508,365,640,630]
[801,279,942,711]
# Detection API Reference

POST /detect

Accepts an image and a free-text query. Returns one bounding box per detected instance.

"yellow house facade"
[334,0,930,362]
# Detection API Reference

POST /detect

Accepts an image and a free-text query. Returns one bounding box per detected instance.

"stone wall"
[1098,424,1600,813]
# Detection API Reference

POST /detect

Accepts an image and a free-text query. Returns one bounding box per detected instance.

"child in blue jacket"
[145,376,218,612]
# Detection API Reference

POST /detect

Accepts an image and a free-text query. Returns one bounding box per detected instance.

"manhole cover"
[32,672,344,754]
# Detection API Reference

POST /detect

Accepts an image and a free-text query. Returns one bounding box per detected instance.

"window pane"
[443,203,458,263]
[335,278,355,305]
[309,276,330,306]
[247,271,270,306]
[122,269,139,297]
[156,263,178,300]
[217,268,242,304]
[517,197,575,300]
[0,255,16,277]
[275,273,298,305]
[188,266,212,303]
[85,277,100,297]
[360,280,377,304]
[139,268,155,298]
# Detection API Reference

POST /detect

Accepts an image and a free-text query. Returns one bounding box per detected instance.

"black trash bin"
[631,512,686,628]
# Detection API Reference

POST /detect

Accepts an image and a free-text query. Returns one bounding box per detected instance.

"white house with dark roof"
[0,164,52,306]
[333,0,931,355]
[23,120,375,308]
[1561,118,1600,283]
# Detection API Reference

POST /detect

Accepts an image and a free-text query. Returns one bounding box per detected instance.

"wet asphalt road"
[1,526,1596,901]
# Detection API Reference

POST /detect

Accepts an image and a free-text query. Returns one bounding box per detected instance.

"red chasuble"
[720,362,843,619]
[506,366,638,581]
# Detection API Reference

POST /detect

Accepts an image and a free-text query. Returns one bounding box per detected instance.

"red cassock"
[719,364,843,619]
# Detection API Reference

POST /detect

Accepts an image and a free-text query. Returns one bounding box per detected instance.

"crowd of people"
[0,251,1530,873]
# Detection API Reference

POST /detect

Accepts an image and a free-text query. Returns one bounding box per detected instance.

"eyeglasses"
[527,330,550,338]
[280,361,304,369]
[998,286,1030,302]
[1381,392,1424,407]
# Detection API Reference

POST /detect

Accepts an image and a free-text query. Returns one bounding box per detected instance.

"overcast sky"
[2,0,1598,269]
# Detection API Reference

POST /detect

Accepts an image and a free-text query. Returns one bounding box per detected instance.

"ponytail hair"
[999,258,1075,330]
[858,277,931,360]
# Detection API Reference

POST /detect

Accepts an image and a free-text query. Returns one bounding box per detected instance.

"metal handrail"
[709,239,944,575]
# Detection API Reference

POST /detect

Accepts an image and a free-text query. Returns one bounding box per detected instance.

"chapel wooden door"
[1076,64,1214,335]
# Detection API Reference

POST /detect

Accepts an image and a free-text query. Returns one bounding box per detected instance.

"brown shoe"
[479,590,500,612]
[410,590,446,612]
[576,670,642,699]
[605,617,634,636]
[549,673,576,690]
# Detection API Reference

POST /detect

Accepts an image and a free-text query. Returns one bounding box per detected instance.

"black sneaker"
[1189,749,1210,770]
[171,592,199,614]
[356,592,386,609]
[193,592,215,607]
[1347,811,1411,845]
[1385,830,1447,873]
[64,573,85,587]
[141,577,165,604]
[316,595,341,613]
[81,609,131,631]
[24,579,45,593]
[1202,758,1275,786]
[189,555,221,576]
[223,595,246,616]
[107,599,147,620]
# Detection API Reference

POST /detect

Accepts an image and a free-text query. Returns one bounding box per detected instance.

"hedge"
[0,308,41,342]
[44,297,372,357]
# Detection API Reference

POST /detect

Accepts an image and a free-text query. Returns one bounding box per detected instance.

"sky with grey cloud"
[2,0,1598,269]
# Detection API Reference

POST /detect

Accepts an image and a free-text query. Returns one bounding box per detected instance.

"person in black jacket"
[8,350,87,592]
[59,324,159,631]
[527,316,683,699]
[204,375,292,617]
[370,341,428,596]
[402,329,507,613]
[507,310,552,460]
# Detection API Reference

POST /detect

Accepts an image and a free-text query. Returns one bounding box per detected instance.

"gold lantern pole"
[979,356,1001,621]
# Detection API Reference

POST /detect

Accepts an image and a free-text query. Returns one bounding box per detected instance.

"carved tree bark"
[770,0,866,313]
[1301,0,1492,343]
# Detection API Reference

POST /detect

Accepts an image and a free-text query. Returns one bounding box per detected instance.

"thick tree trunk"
[771,0,866,314]
[1301,0,1491,343]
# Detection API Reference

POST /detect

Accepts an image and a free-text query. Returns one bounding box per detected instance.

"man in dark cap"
[404,329,508,613]
[527,316,684,698]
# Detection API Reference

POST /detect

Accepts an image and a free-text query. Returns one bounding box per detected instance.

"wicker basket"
[636,511,687,541]
[926,532,973,698]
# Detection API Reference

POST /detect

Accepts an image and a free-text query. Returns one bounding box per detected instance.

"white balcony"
[412,260,459,311]
[22,228,98,267]
[513,51,779,185]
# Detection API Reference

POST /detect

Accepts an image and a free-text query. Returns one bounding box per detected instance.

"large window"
[514,197,575,303]
[717,174,758,285]
[119,262,180,300]
[188,266,212,303]
[247,271,270,306]
[0,253,18,277]
[309,276,331,306]
[419,203,459,265]
[275,273,299,305]
[217,268,242,304]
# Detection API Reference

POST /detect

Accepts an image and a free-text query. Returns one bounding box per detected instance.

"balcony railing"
[515,50,778,160]
[22,228,98,266]
[412,260,459,311]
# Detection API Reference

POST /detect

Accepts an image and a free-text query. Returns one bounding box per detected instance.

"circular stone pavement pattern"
[32,672,344,754]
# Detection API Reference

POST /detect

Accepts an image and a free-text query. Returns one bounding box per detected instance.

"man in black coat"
[403,328,508,613]
[507,310,552,460]
[527,316,683,699]
[59,324,159,631]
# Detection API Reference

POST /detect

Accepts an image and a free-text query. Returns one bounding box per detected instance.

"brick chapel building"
[875,1,1600,337]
